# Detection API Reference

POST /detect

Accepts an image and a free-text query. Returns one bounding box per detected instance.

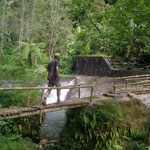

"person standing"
[43,53,61,105]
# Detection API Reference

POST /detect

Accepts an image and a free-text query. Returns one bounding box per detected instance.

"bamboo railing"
[0,84,94,106]
[112,74,150,93]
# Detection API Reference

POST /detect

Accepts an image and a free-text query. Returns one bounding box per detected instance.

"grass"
[60,74,76,78]
[77,52,109,57]
[0,135,39,150]
[82,96,100,100]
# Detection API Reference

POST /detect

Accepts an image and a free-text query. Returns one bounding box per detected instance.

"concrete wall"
[75,56,112,76]
[75,56,148,77]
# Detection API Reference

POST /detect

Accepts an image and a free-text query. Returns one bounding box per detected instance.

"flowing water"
[40,79,76,140]
[0,79,76,141]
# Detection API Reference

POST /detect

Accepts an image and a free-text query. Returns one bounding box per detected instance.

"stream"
[40,78,76,140]
[0,78,76,141]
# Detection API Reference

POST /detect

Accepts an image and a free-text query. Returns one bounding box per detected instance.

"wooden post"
[125,80,128,92]
[90,86,93,102]
[40,89,44,124]
[40,110,43,124]
[40,89,44,106]
[27,90,31,106]
[78,86,80,99]
[114,79,116,92]
[142,84,144,94]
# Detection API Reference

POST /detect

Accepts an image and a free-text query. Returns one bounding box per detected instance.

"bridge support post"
[90,86,93,102]
[27,90,31,106]
[40,89,44,124]
[142,84,144,94]
[40,89,44,106]
[40,110,43,124]
[113,79,116,92]
[125,80,128,92]
[78,86,80,99]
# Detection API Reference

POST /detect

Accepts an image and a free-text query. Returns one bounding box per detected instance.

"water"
[40,79,76,140]
[0,78,76,140]
[45,79,76,104]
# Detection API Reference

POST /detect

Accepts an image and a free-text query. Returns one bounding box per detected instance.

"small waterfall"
[40,78,76,140]
[45,79,76,104]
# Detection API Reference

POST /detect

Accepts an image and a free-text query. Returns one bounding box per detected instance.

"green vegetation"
[60,99,150,150]
[0,90,41,108]
[0,0,149,81]
[0,134,39,150]
[0,89,42,149]
[0,0,150,149]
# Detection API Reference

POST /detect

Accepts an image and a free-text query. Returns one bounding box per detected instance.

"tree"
[16,42,44,66]
[64,0,111,55]
[0,0,7,62]
[102,0,150,60]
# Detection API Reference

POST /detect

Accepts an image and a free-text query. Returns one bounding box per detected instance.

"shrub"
[0,134,38,150]
[60,55,75,74]
[60,100,150,150]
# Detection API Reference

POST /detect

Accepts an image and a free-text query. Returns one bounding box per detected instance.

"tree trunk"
[26,11,30,43]
[19,0,25,48]
[0,0,7,62]
[28,0,35,43]
[34,55,37,65]
[48,0,61,61]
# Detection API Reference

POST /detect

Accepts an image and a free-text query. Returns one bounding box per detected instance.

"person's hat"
[54,53,60,57]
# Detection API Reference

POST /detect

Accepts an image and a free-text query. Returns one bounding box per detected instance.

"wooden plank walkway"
[0,99,89,120]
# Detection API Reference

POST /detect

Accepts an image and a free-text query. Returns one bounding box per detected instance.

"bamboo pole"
[126,77,150,81]
[114,79,116,92]
[0,85,92,91]
[136,80,150,84]
[78,85,80,99]
[27,90,31,106]
[108,74,150,80]
[125,80,128,92]
[114,80,150,88]
[142,84,144,94]
[90,86,93,102]
[40,89,44,106]
[40,112,42,124]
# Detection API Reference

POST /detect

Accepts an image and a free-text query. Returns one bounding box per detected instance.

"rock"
[39,139,49,149]
[127,92,137,99]
[36,67,46,72]
[117,97,131,102]
[38,139,58,149]
[89,102,103,108]
[103,92,128,99]
[103,93,116,98]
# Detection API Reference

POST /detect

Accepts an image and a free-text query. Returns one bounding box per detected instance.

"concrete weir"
[75,56,112,76]
[75,56,148,77]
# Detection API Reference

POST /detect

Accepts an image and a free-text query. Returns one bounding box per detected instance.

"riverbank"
[1,76,150,150]
[60,97,150,150]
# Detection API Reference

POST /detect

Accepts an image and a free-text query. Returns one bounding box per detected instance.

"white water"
[44,79,76,104]
[40,79,76,140]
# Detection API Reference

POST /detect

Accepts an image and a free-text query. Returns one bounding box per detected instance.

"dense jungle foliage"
[0,90,42,149]
[0,0,150,80]
[0,0,150,149]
